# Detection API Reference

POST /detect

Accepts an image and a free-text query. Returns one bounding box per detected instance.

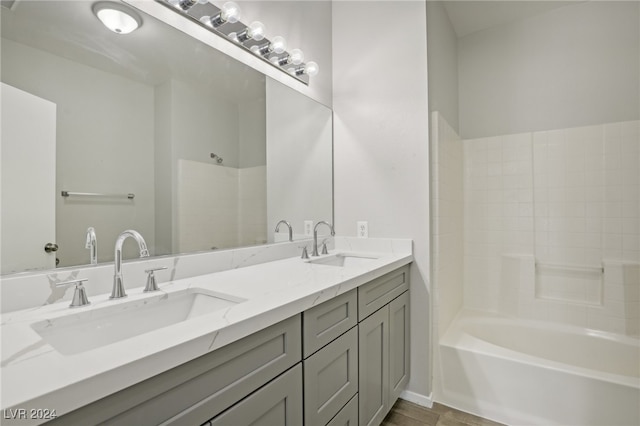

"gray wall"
[458,1,640,139]
[427,1,459,132]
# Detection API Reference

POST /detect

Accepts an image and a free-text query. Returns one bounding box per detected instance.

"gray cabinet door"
[303,289,358,358]
[304,327,358,426]
[327,394,358,426]
[358,306,389,426]
[210,364,303,426]
[388,291,410,405]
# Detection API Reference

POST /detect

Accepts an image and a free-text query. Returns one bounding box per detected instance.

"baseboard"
[399,390,433,408]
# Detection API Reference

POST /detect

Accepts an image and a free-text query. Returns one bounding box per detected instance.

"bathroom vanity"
[0,238,412,426]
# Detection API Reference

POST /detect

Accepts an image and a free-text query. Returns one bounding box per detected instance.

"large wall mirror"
[0,0,333,275]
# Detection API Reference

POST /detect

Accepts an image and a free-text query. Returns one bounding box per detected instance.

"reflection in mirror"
[266,79,333,242]
[0,0,332,275]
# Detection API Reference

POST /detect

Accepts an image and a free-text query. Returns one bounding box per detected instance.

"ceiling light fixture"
[200,1,241,28]
[159,0,319,84]
[251,35,287,57]
[170,0,208,12]
[92,2,142,35]
[229,21,266,44]
[274,48,304,67]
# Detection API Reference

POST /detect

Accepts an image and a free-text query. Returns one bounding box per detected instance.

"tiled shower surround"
[433,112,639,336]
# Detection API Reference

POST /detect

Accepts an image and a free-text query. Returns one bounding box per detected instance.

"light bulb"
[270,36,287,54]
[199,15,214,27]
[247,21,266,41]
[289,49,304,65]
[305,61,319,76]
[221,1,241,23]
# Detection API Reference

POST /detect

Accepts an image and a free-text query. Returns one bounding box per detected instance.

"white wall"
[333,1,431,402]
[1,38,156,266]
[266,78,333,240]
[170,79,243,168]
[430,111,464,401]
[459,1,640,139]
[154,80,174,256]
[426,1,459,133]
[239,98,267,169]
[431,112,464,336]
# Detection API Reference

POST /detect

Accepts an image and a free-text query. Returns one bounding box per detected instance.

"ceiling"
[441,1,581,38]
[1,0,265,103]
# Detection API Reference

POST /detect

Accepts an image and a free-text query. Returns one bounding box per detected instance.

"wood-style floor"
[381,399,506,426]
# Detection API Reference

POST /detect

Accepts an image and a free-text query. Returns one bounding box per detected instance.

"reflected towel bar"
[535,261,604,274]
[61,191,135,200]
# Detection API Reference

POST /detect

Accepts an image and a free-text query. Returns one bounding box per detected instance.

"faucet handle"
[144,267,168,292]
[56,279,90,308]
[321,239,329,255]
[300,246,309,259]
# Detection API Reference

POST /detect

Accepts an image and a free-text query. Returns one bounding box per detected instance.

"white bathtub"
[438,310,640,426]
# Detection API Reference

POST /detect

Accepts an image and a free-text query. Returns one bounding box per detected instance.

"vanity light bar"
[158,0,318,85]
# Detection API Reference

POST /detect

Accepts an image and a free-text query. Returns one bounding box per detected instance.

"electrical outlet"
[357,221,368,238]
[304,220,313,236]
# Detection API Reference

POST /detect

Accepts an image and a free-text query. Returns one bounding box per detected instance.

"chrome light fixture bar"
[158,0,318,85]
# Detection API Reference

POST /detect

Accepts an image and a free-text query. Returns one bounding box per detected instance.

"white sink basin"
[308,254,378,268]
[31,289,245,355]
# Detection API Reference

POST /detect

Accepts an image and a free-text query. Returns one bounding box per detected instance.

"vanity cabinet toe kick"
[44,265,411,426]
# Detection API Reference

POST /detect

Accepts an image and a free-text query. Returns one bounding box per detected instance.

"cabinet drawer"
[303,289,357,358]
[358,266,409,321]
[327,394,358,426]
[51,315,302,426]
[209,364,303,426]
[304,327,358,426]
[160,316,302,425]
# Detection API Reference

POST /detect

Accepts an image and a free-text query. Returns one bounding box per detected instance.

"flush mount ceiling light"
[93,2,142,34]
[158,0,319,85]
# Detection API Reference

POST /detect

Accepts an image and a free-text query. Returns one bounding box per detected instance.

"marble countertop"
[0,238,412,423]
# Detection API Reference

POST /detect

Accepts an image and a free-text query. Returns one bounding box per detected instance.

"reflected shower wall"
[177,160,267,252]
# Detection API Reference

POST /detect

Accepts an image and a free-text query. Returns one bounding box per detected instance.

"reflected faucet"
[110,230,149,299]
[275,220,293,242]
[312,221,335,256]
[85,227,97,265]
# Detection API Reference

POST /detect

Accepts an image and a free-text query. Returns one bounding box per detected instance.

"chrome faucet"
[275,219,293,242]
[85,227,97,265]
[312,221,335,256]
[110,230,149,299]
